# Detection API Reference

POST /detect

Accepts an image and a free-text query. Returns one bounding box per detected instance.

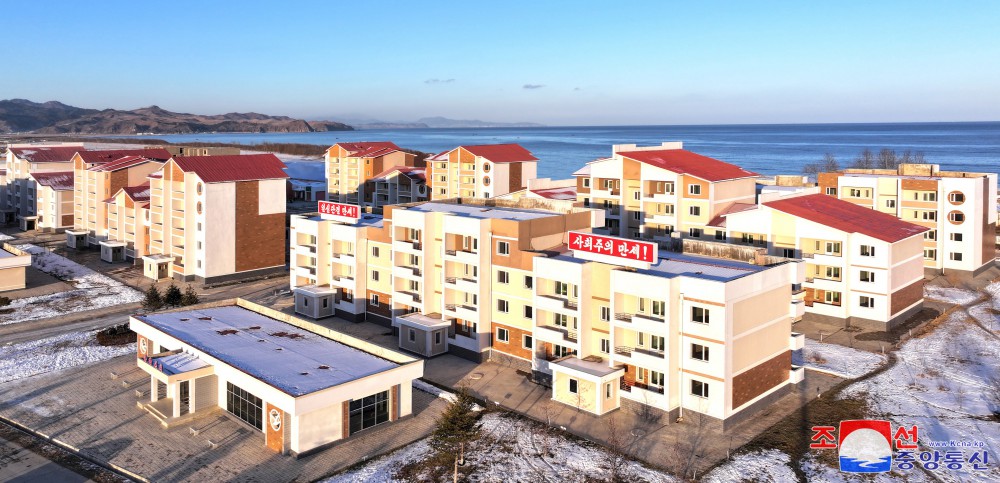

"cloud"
[522,84,545,90]
[425,78,455,84]
[574,87,581,91]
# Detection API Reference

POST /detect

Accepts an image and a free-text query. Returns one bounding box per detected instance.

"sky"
[4,1,999,125]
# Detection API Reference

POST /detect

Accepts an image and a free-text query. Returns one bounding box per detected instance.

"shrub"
[96,323,135,346]
[142,285,163,311]
[181,285,200,306]
[164,283,182,307]
[0,296,10,307]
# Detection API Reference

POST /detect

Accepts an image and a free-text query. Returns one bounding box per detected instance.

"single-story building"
[130,299,423,456]
[0,243,31,292]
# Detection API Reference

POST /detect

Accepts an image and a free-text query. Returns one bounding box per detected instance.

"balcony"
[536,325,578,344]
[296,244,317,255]
[536,294,579,314]
[332,252,355,264]
[444,248,479,264]
[790,365,805,384]
[621,379,664,395]
[645,212,676,225]
[396,265,422,281]
[444,304,478,321]
[395,290,422,306]
[295,266,316,279]
[330,274,356,291]
[790,332,805,351]
[393,239,422,254]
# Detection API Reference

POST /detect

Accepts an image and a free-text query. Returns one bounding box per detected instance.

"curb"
[0,414,149,483]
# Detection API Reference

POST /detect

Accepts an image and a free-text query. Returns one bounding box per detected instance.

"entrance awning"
[140,351,214,383]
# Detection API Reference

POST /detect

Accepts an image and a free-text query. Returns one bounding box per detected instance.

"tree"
[163,283,182,307]
[181,285,200,306]
[852,148,875,169]
[603,414,637,483]
[802,153,840,176]
[429,387,481,478]
[876,148,899,169]
[142,285,164,311]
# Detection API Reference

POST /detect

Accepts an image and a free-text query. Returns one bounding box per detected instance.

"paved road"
[0,427,95,483]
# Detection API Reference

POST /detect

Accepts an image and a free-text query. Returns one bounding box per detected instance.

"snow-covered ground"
[0,244,142,325]
[704,450,797,483]
[0,330,135,384]
[0,233,13,242]
[282,157,325,181]
[793,338,887,378]
[924,285,983,305]
[324,412,675,483]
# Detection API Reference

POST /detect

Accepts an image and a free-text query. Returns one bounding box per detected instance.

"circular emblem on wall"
[139,338,148,356]
[269,408,282,431]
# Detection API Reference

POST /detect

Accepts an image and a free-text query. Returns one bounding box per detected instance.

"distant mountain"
[0,99,353,134]
[327,114,544,130]
[416,116,545,128]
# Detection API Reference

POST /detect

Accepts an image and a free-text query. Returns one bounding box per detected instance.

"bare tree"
[852,148,876,169]
[802,153,840,176]
[877,148,899,169]
[603,414,638,483]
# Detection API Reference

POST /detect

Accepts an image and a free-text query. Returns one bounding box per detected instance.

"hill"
[0,99,353,134]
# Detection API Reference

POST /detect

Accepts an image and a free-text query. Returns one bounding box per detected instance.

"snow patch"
[704,450,797,483]
[924,285,981,305]
[0,330,135,385]
[793,339,887,379]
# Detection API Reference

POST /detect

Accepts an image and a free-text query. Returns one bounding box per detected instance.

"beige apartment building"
[68,148,173,248]
[818,164,998,276]
[496,177,578,210]
[2,143,84,230]
[289,198,806,426]
[426,144,539,200]
[324,142,418,208]
[369,166,428,211]
[27,171,74,231]
[717,193,928,329]
[573,142,759,243]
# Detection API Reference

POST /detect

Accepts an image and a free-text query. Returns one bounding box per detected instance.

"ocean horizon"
[113,121,1000,182]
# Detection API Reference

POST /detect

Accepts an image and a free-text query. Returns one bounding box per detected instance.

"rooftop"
[764,193,929,243]
[458,143,538,163]
[77,148,172,164]
[372,165,426,182]
[133,306,399,397]
[551,248,768,282]
[171,154,288,183]
[531,186,577,200]
[9,146,82,163]
[301,213,385,227]
[332,141,402,158]
[122,183,151,202]
[616,149,759,182]
[407,201,559,220]
[706,202,757,228]
[30,171,74,191]
[397,312,450,329]
[552,356,623,377]
[88,155,162,172]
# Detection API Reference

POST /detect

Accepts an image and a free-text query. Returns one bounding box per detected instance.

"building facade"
[426,144,539,200]
[0,243,32,292]
[28,171,75,231]
[324,142,417,208]
[368,166,428,212]
[818,164,998,276]
[131,299,422,455]
[2,144,84,230]
[573,142,759,243]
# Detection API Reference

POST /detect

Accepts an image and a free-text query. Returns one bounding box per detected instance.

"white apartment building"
[427,144,539,200]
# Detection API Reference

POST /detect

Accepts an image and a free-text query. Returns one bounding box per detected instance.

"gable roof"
[10,146,82,163]
[30,171,74,191]
[333,142,401,158]
[616,149,758,182]
[764,194,929,242]
[372,165,426,182]
[459,143,537,163]
[88,155,163,172]
[531,186,577,200]
[170,154,288,183]
[77,148,172,164]
[706,202,757,228]
[122,183,152,202]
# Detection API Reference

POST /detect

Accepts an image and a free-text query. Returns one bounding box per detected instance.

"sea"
[129,122,1000,182]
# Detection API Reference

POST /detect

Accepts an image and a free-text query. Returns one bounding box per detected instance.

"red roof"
[171,154,288,183]
[531,186,577,200]
[616,149,758,182]
[459,144,537,163]
[88,155,163,172]
[77,148,172,164]
[123,183,152,202]
[706,202,757,228]
[30,171,74,191]
[764,194,929,243]
[334,142,401,158]
[372,165,426,182]
[10,146,82,163]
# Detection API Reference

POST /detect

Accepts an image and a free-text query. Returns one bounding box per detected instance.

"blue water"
[839,456,892,473]
[127,122,1000,181]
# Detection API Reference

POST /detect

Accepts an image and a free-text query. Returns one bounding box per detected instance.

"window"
[196,183,203,195]
[197,222,202,232]
[860,270,875,283]
[496,327,510,342]
[924,249,937,260]
[482,162,491,172]
[860,245,875,257]
[303,297,308,307]
[781,248,795,258]
[197,260,202,269]
[497,241,510,255]
[523,305,533,319]
[691,343,709,361]
[916,192,937,202]
[689,228,702,238]
[688,184,702,195]
[948,192,965,204]
[523,335,533,349]
[371,270,380,282]
[583,178,591,188]
[916,210,937,221]
[554,281,570,297]
[322,298,328,308]
[601,338,610,354]
[651,335,665,352]
[226,382,263,430]
[497,299,510,313]
[600,306,611,321]
[652,300,665,317]
[370,294,380,306]
[825,187,837,196]
[583,198,591,207]
[886,199,896,208]
[650,371,665,387]
[606,383,612,399]
[924,230,937,241]
[689,206,701,216]
[824,266,841,279]
[633,211,641,220]
[569,379,578,394]
[633,191,641,201]
[691,380,709,398]
[948,212,965,223]
[692,307,709,324]
[349,390,390,435]
[950,252,963,261]
[554,313,570,328]
[950,233,963,242]
[408,329,416,342]
[824,291,841,305]
[497,270,510,284]
[823,241,841,254]
[860,296,875,308]
[196,202,202,214]
[372,246,380,257]
[435,332,442,344]
[715,231,726,241]
[524,276,533,289]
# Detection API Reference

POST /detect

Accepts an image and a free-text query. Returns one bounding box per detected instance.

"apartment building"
[102,184,152,263]
[289,199,805,426]
[426,144,538,200]
[818,164,998,276]
[2,144,83,229]
[368,166,428,211]
[324,142,417,208]
[68,148,173,248]
[717,193,928,329]
[574,142,758,243]
[497,177,577,210]
[27,171,74,231]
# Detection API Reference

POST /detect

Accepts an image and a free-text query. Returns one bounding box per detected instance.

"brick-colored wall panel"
[366,290,392,318]
[234,181,286,272]
[732,350,790,409]
[491,323,533,360]
[890,278,924,315]
[265,403,283,453]
[508,162,523,194]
